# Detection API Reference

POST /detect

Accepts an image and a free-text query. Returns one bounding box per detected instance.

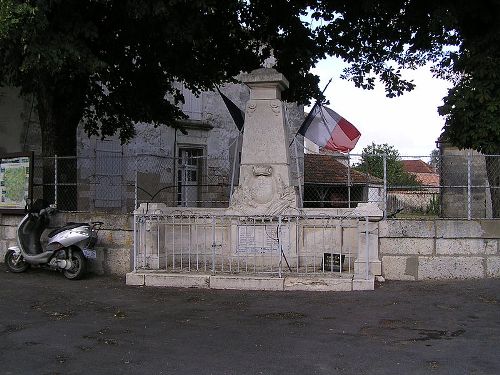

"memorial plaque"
[237,224,290,253]
[323,253,346,271]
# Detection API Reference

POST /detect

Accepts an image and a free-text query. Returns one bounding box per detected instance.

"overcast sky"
[310,57,453,158]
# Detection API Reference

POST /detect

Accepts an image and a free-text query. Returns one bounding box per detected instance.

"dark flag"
[216,87,245,131]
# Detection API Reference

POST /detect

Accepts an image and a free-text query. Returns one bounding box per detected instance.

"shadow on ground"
[1,265,499,375]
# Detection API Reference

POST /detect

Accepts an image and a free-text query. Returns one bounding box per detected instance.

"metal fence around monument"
[31,153,500,219]
[133,212,367,278]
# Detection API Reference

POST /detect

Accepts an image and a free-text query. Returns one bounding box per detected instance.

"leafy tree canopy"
[435,1,500,155]
[356,143,421,187]
[429,148,440,171]
[0,0,497,158]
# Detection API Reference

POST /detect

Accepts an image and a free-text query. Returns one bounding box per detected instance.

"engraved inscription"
[237,224,290,254]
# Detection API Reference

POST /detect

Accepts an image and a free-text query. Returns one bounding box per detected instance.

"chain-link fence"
[32,153,233,213]
[300,152,499,219]
[32,152,500,219]
[302,153,383,209]
[32,155,136,213]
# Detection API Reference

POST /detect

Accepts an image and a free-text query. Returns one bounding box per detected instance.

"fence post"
[278,216,283,278]
[347,154,351,208]
[133,212,137,272]
[467,151,472,220]
[134,157,138,210]
[365,216,369,280]
[54,155,58,207]
[211,216,216,274]
[383,153,387,218]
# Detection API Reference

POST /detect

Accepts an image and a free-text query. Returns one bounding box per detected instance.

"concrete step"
[126,271,374,291]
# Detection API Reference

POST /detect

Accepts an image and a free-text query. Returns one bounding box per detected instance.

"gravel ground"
[1,265,499,375]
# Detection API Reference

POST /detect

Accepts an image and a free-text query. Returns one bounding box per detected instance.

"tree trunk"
[36,77,86,210]
[485,156,500,218]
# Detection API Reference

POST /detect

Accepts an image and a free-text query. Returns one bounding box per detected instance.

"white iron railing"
[133,212,371,279]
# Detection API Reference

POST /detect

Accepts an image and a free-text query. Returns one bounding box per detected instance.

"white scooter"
[4,199,102,280]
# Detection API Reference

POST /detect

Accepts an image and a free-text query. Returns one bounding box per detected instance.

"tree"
[429,149,440,172]
[0,2,498,212]
[0,1,258,156]
[355,143,421,187]
[0,0,464,158]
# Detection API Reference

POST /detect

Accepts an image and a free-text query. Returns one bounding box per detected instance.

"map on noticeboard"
[0,155,31,211]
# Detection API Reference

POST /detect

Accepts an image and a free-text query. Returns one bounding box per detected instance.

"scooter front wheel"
[5,250,29,273]
[63,249,86,280]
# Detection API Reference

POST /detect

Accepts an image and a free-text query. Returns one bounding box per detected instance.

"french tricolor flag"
[298,104,361,153]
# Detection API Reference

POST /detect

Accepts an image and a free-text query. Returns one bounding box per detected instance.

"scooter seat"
[48,223,88,238]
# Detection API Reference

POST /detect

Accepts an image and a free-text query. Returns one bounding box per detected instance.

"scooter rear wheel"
[63,249,86,280]
[5,250,29,273]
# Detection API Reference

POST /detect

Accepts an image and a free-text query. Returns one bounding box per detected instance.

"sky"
[310,57,453,158]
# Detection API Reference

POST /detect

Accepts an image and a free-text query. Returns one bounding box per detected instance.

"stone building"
[0,82,305,212]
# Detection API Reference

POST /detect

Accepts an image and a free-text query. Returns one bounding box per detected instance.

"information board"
[0,153,32,212]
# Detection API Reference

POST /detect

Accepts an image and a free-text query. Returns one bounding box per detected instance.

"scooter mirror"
[25,197,32,211]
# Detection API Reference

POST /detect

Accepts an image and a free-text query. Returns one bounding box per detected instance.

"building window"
[177,147,203,207]
[182,87,202,120]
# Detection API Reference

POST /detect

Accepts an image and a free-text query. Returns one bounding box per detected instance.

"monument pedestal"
[228,68,297,216]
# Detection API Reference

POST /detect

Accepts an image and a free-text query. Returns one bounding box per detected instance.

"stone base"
[354,260,382,276]
[353,275,375,291]
[126,272,375,291]
[210,275,284,291]
[284,275,353,291]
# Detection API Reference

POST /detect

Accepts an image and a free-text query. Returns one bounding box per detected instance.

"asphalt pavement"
[1,264,499,375]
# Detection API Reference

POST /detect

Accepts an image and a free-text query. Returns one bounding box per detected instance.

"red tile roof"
[401,160,440,187]
[417,173,440,186]
[304,154,382,185]
[402,160,434,174]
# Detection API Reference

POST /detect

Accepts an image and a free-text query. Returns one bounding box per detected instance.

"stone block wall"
[5,212,497,280]
[438,145,492,218]
[380,219,500,280]
[0,212,133,275]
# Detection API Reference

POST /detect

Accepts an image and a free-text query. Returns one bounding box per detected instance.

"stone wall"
[438,144,492,218]
[0,212,133,275]
[380,219,500,280]
[5,212,497,281]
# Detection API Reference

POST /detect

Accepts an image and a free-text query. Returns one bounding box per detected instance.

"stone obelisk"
[228,68,298,216]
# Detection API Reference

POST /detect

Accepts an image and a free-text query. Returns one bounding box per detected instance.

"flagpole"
[284,105,304,208]
[289,78,333,147]
[229,130,242,205]
[347,152,351,208]
[216,84,246,204]
[293,135,303,208]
